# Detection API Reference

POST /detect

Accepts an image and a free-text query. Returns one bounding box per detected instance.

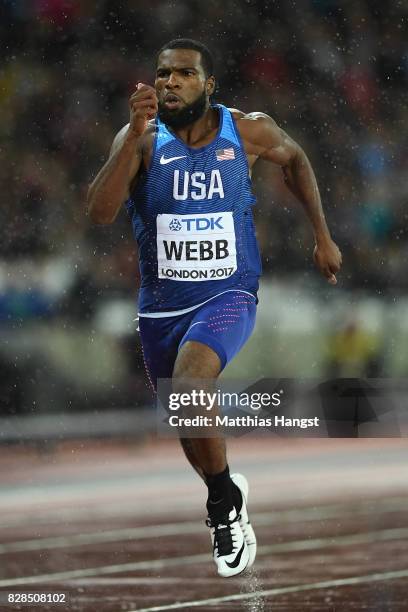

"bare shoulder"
[229,109,278,137]
[227,108,299,165]
[229,108,273,122]
[228,108,246,120]
[228,108,283,157]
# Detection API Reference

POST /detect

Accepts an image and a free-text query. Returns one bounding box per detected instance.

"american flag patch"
[216,147,235,161]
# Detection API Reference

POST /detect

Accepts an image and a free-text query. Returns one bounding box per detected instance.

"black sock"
[205,465,232,517]
[205,465,242,518]
[231,482,242,513]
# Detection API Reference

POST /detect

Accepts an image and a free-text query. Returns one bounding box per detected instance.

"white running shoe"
[231,473,257,567]
[206,507,250,577]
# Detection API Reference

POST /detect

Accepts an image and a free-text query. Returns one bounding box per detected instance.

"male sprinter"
[87,39,342,577]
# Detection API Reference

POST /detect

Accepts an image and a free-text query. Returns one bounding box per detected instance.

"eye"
[183,70,194,76]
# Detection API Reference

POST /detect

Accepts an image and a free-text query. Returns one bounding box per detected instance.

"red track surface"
[0,438,407,611]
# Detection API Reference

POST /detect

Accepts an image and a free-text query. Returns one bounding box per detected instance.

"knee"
[172,368,208,396]
[172,360,217,398]
[172,341,221,387]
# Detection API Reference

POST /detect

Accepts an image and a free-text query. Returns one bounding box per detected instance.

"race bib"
[156,212,237,282]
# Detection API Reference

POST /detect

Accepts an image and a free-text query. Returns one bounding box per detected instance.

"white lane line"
[0,526,407,587]
[0,524,202,553]
[131,568,408,612]
[1,457,407,527]
[1,495,407,554]
[0,553,210,587]
[0,499,192,528]
[0,488,406,529]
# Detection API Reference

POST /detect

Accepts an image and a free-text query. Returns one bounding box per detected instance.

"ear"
[206,76,215,96]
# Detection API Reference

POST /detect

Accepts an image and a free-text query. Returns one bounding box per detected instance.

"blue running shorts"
[138,290,257,389]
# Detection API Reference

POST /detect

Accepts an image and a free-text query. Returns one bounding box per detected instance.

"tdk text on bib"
[157,212,237,281]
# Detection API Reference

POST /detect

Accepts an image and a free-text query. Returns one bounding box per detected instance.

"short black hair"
[157,38,214,77]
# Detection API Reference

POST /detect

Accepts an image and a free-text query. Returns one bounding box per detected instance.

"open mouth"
[164,94,182,109]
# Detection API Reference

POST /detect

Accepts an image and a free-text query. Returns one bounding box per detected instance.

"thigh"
[179,291,257,371]
[138,315,190,390]
[173,339,222,380]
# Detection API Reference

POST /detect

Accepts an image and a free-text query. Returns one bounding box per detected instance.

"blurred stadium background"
[1,0,407,438]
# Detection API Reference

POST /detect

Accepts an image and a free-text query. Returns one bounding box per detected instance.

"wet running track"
[0,438,407,611]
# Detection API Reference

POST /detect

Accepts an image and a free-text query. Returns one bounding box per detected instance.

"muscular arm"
[87,82,158,224]
[240,112,342,283]
[86,126,143,224]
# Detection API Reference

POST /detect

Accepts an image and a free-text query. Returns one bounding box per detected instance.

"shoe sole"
[231,473,257,568]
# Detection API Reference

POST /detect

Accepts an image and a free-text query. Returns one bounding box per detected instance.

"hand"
[128,82,158,137]
[313,237,342,285]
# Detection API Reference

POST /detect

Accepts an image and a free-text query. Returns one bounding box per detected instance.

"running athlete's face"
[155,49,215,129]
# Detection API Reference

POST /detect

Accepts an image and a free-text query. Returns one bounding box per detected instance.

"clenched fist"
[313,237,342,285]
[128,82,158,136]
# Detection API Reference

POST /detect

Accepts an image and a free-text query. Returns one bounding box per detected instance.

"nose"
[165,72,180,89]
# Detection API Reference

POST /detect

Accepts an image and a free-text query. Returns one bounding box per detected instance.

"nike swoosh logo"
[160,154,187,165]
[226,542,245,568]
[208,498,224,506]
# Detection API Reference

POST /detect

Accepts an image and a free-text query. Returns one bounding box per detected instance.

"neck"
[173,104,218,146]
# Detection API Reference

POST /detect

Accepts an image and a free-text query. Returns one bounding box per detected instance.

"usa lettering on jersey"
[156,212,237,282]
[173,169,225,201]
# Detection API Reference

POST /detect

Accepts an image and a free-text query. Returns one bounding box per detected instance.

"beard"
[158,90,207,130]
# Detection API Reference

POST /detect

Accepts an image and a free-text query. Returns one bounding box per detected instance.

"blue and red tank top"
[125,104,262,315]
